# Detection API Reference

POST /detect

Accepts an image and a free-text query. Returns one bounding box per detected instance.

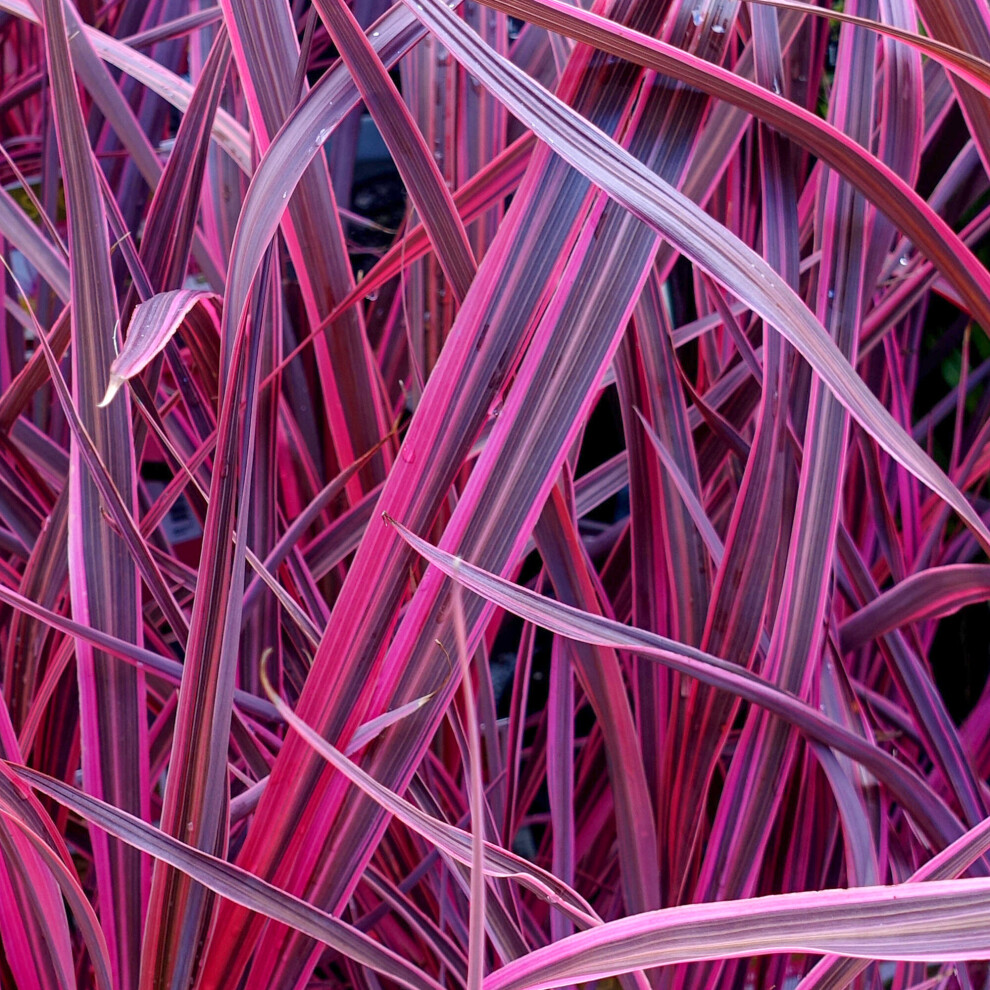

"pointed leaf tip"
[97,376,123,408]
[106,289,218,402]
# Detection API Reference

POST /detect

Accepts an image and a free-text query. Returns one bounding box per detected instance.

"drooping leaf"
[100,289,219,407]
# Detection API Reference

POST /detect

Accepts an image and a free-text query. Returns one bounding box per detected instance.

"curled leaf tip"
[97,376,123,408]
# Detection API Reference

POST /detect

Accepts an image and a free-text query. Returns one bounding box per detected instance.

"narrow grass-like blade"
[840,565,990,651]
[312,0,476,302]
[41,1,148,984]
[9,764,445,990]
[472,0,990,341]
[484,879,990,990]
[388,519,967,851]
[404,0,990,552]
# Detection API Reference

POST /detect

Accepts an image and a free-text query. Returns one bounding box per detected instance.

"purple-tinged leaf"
[693,0,879,930]
[311,0,476,303]
[190,0,457,385]
[840,565,990,652]
[909,0,990,178]
[814,658,881,888]
[242,439,390,620]
[386,519,969,853]
[1,490,67,735]
[120,6,224,49]
[834,528,989,836]
[325,133,534,325]
[634,410,723,567]
[100,289,219,408]
[237,149,283,696]
[16,295,192,645]
[403,0,990,554]
[485,878,990,990]
[41,0,149,984]
[614,270,707,842]
[141,250,274,990]
[472,0,990,348]
[0,800,112,990]
[399,17,462,392]
[9,764,446,990]
[203,5,680,980]
[134,25,232,300]
[346,694,435,755]
[533,480,659,917]
[257,662,600,928]
[546,638,574,946]
[0,0,251,171]
[450,576,486,990]
[219,0,391,493]
[799,815,990,989]
[0,710,76,990]
[0,566,280,724]
[739,0,990,92]
[0,184,69,302]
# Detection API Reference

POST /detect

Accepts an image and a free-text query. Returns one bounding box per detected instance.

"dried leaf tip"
[97,376,124,408]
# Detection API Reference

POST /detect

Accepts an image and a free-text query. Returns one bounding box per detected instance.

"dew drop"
[372,30,380,37]
[898,254,909,266]
[365,288,379,301]
[316,127,329,145]
[401,445,416,464]
[772,78,782,96]
[712,22,725,33]
[827,289,834,299]
[691,8,703,25]
[282,190,287,200]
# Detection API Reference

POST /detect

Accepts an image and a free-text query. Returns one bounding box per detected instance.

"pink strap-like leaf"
[100,289,218,407]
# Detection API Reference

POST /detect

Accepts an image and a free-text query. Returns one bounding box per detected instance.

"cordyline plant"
[4,0,990,986]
